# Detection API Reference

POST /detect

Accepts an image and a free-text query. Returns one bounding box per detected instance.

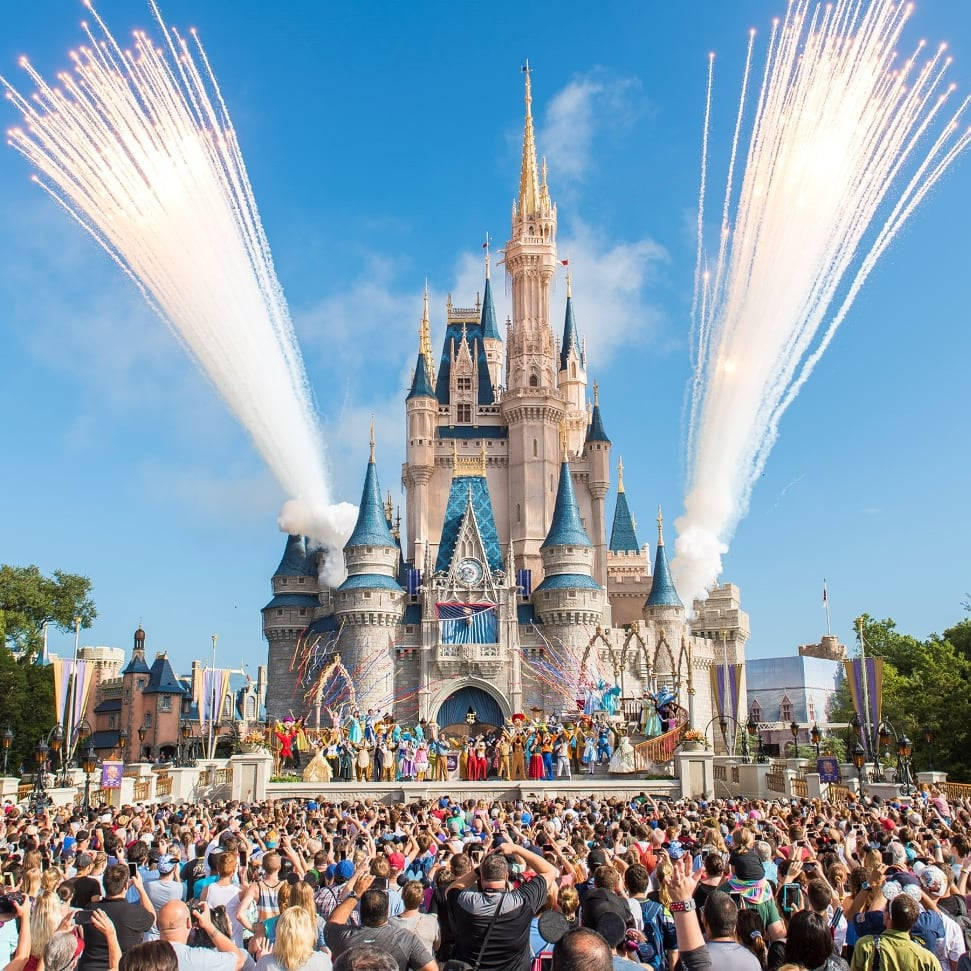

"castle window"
[138,679,146,690]
[457,376,472,391]
[109,714,116,729]
[297,577,304,584]
[364,591,372,599]
[277,609,283,616]
[532,440,538,458]
[245,696,256,719]
[529,374,538,387]
[281,577,287,585]
[299,608,306,616]
[144,713,152,727]
[161,695,171,712]
[516,503,521,523]
[550,474,554,492]
[779,695,793,722]
[571,362,577,378]
[457,403,472,423]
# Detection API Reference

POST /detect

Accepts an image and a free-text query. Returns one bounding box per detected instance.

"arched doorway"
[436,685,504,735]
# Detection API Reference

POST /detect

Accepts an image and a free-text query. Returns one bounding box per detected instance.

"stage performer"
[597,725,613,765]
[326,732,339,778]
[582,733,597,774]
[346,710,363,745]
[640,691,662,737]
[527,733,544,780]
[475,736,489,780]
[496,732,511,780]
[337,738,354,781]
[541,733,555,781]
[355,742,371,782]
[511,732,526,780]
[303,740,332,783]
[274,720,295,772]
[364,709,377,744]
[415,740,429,781]
[569,726,583,775]
[555,732,572,779]
[382,736,397,781]
[602,685,621,717]
[432,736,450,781]
[401,739,416,781]
[609,733,636,774]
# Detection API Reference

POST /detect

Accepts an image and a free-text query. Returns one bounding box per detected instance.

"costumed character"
[496,733,511,780]
[527,732,544,780]
[346,710,363,745]
[475,737,488,780]
[356,742,371,782]
[432,736,450,781]
[582,733,596,774]
[364,709,377,744]
[555,732,572,779]
[374,732,387,781]
[640,692,662,737]
[274,719,295,772]
[541,734,554,781]
[414,721,425,742]
[337,738,354,781]
[511,732,526,780]
[303,739,332,783]
[326,733,339,778]
[602,685,621,717]
[382,737,396,781]
[461,738,474,780]
[583,684,600,716]
[609,733,636,774]
[596,725,613,765]
[415,741,429,781]
[401,739,416,781]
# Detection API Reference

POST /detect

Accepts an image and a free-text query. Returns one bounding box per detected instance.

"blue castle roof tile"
[586,402,610,444]
[144,654,187,695]
[407,352,435,399]
[337,573,403,591]
[646,540,683,608]
[560,295,581,371]
[534,573,602,592]
[273,533,318,578]
[435,474,504,574]
[346,457,397,549]
[609,490,640,553]
[481,278,501,340]
[541,461,593,550]
[263,593,320,610]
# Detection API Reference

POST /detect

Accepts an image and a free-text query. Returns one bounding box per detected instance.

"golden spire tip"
[369,415,376,461]
[656,505,664,546]
[617,456,625,493]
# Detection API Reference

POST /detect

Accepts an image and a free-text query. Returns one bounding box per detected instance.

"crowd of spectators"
[0,786,967,971]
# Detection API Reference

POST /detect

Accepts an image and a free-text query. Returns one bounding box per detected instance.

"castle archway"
[431,680,509,735]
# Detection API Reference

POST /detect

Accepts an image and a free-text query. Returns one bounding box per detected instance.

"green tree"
[829,614,971,781]
[0,648,55,774]
[0,564,96,657]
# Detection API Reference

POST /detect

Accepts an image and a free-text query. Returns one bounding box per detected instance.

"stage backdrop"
[436,686,504,729]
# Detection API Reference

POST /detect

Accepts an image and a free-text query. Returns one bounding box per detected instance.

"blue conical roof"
[346,455,396,549]
[560,295,581,371]
[646,529,682,608]
[586,400,610,443]
[274,534,317,578]
[541,461,593,550]
[407,352,435,399]
[609,490,640,553]
[481,277,501,340]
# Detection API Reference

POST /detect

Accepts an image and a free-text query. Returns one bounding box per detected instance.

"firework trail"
[2,2,357,577]
[674,0,971,605]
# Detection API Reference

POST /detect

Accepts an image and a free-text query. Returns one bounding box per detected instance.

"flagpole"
[823,579,832,636]
[208,634,217,760]
[722,630,734,756]
[63,616,81,769]
[857,616,873,760]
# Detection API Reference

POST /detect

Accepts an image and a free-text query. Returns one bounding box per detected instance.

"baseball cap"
[587,847,609,868]
[335,859,355,882]
[387,852,406,871]
[75,852,93,869]
[918,865,947,895]
[156,855,177,875]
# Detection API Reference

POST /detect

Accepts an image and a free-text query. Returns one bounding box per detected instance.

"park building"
[262,69,750,738]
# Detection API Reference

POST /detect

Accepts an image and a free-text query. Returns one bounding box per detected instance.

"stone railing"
[942,782,971,800]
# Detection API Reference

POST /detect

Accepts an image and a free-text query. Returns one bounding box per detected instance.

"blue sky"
[2,0,969,676]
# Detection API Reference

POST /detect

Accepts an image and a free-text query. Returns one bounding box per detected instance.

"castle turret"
[334,427,405,710]
[533,438,606,711]
[404,286,438,568]
[480,239,503,392]
[643,507,685,700]
[558,275,587,414]
[585,383,611,588]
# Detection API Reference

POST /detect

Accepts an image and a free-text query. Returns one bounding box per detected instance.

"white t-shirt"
[255,953,332,971]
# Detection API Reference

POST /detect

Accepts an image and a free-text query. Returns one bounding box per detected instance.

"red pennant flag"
[560,259,569,266]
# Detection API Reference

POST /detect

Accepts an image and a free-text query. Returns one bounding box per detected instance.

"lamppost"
[31,740,51,814]
[81,744,97,814]
[789,721,800,759]
[179,720,194,766]
[852,742,866,788]
[896,734,914,795]
[137,725,147,761]
[922,726,935,772]
[716,715,750,763]
[118,729,128,762]
[810,723,822,760]
[1,728,13,777]
[747,713,767,764]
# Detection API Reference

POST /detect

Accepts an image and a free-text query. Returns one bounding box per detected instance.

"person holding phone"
[78,865,155,971]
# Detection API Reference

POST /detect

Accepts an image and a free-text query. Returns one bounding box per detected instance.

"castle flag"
[843,656,883,745]
[709,663,743,724]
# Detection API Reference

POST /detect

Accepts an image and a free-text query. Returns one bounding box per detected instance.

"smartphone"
[2,874,13,888]
[127,863,137,878]
[74,910,94,926]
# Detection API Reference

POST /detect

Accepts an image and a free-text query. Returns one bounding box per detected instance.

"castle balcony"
[435,642,503,679]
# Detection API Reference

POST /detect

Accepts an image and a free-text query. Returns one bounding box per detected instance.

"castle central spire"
[519,61,541,218]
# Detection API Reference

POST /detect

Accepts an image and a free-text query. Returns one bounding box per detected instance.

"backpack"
[314,884,340,920]
[636,899,667,971]
[939,894,971,954]
[910,908,945,955]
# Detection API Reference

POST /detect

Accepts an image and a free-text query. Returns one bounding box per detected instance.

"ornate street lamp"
[1,728,13,777]
[137,725,147,759]
[81,744,97,813]
[852,741,866,787]
[789,721,800,758]
[810,723,822,759]
[748,713,767,764]
[179,721,194,766]
[896,734,914,795]
[878,722,893,750]
[922,726,935,772]
[118,729,128,760]
[32,740,50,814]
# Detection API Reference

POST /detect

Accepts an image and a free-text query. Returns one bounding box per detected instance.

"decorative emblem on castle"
[263,69,750,736]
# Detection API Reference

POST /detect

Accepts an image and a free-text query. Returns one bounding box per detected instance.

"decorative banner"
[51,659,72,727]
[195,668,233,725]
[406,568,422,597]
[436,603,497,644]
[817,757,840,783]
[100,761,123,789]
[709,663,743,724]
[71,661,94,740]
[517,570,532,598]
[843,657,884,754]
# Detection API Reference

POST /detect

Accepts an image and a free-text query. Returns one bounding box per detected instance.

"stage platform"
[264,776,682,804]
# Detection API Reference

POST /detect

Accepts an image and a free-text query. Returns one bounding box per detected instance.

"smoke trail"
[674,0,971,606]
[2,3,355,578]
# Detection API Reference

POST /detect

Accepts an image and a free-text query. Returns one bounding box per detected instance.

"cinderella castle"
[263,70,749,736]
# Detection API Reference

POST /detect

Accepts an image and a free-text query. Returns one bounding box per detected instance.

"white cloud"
[539,70,646,184]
